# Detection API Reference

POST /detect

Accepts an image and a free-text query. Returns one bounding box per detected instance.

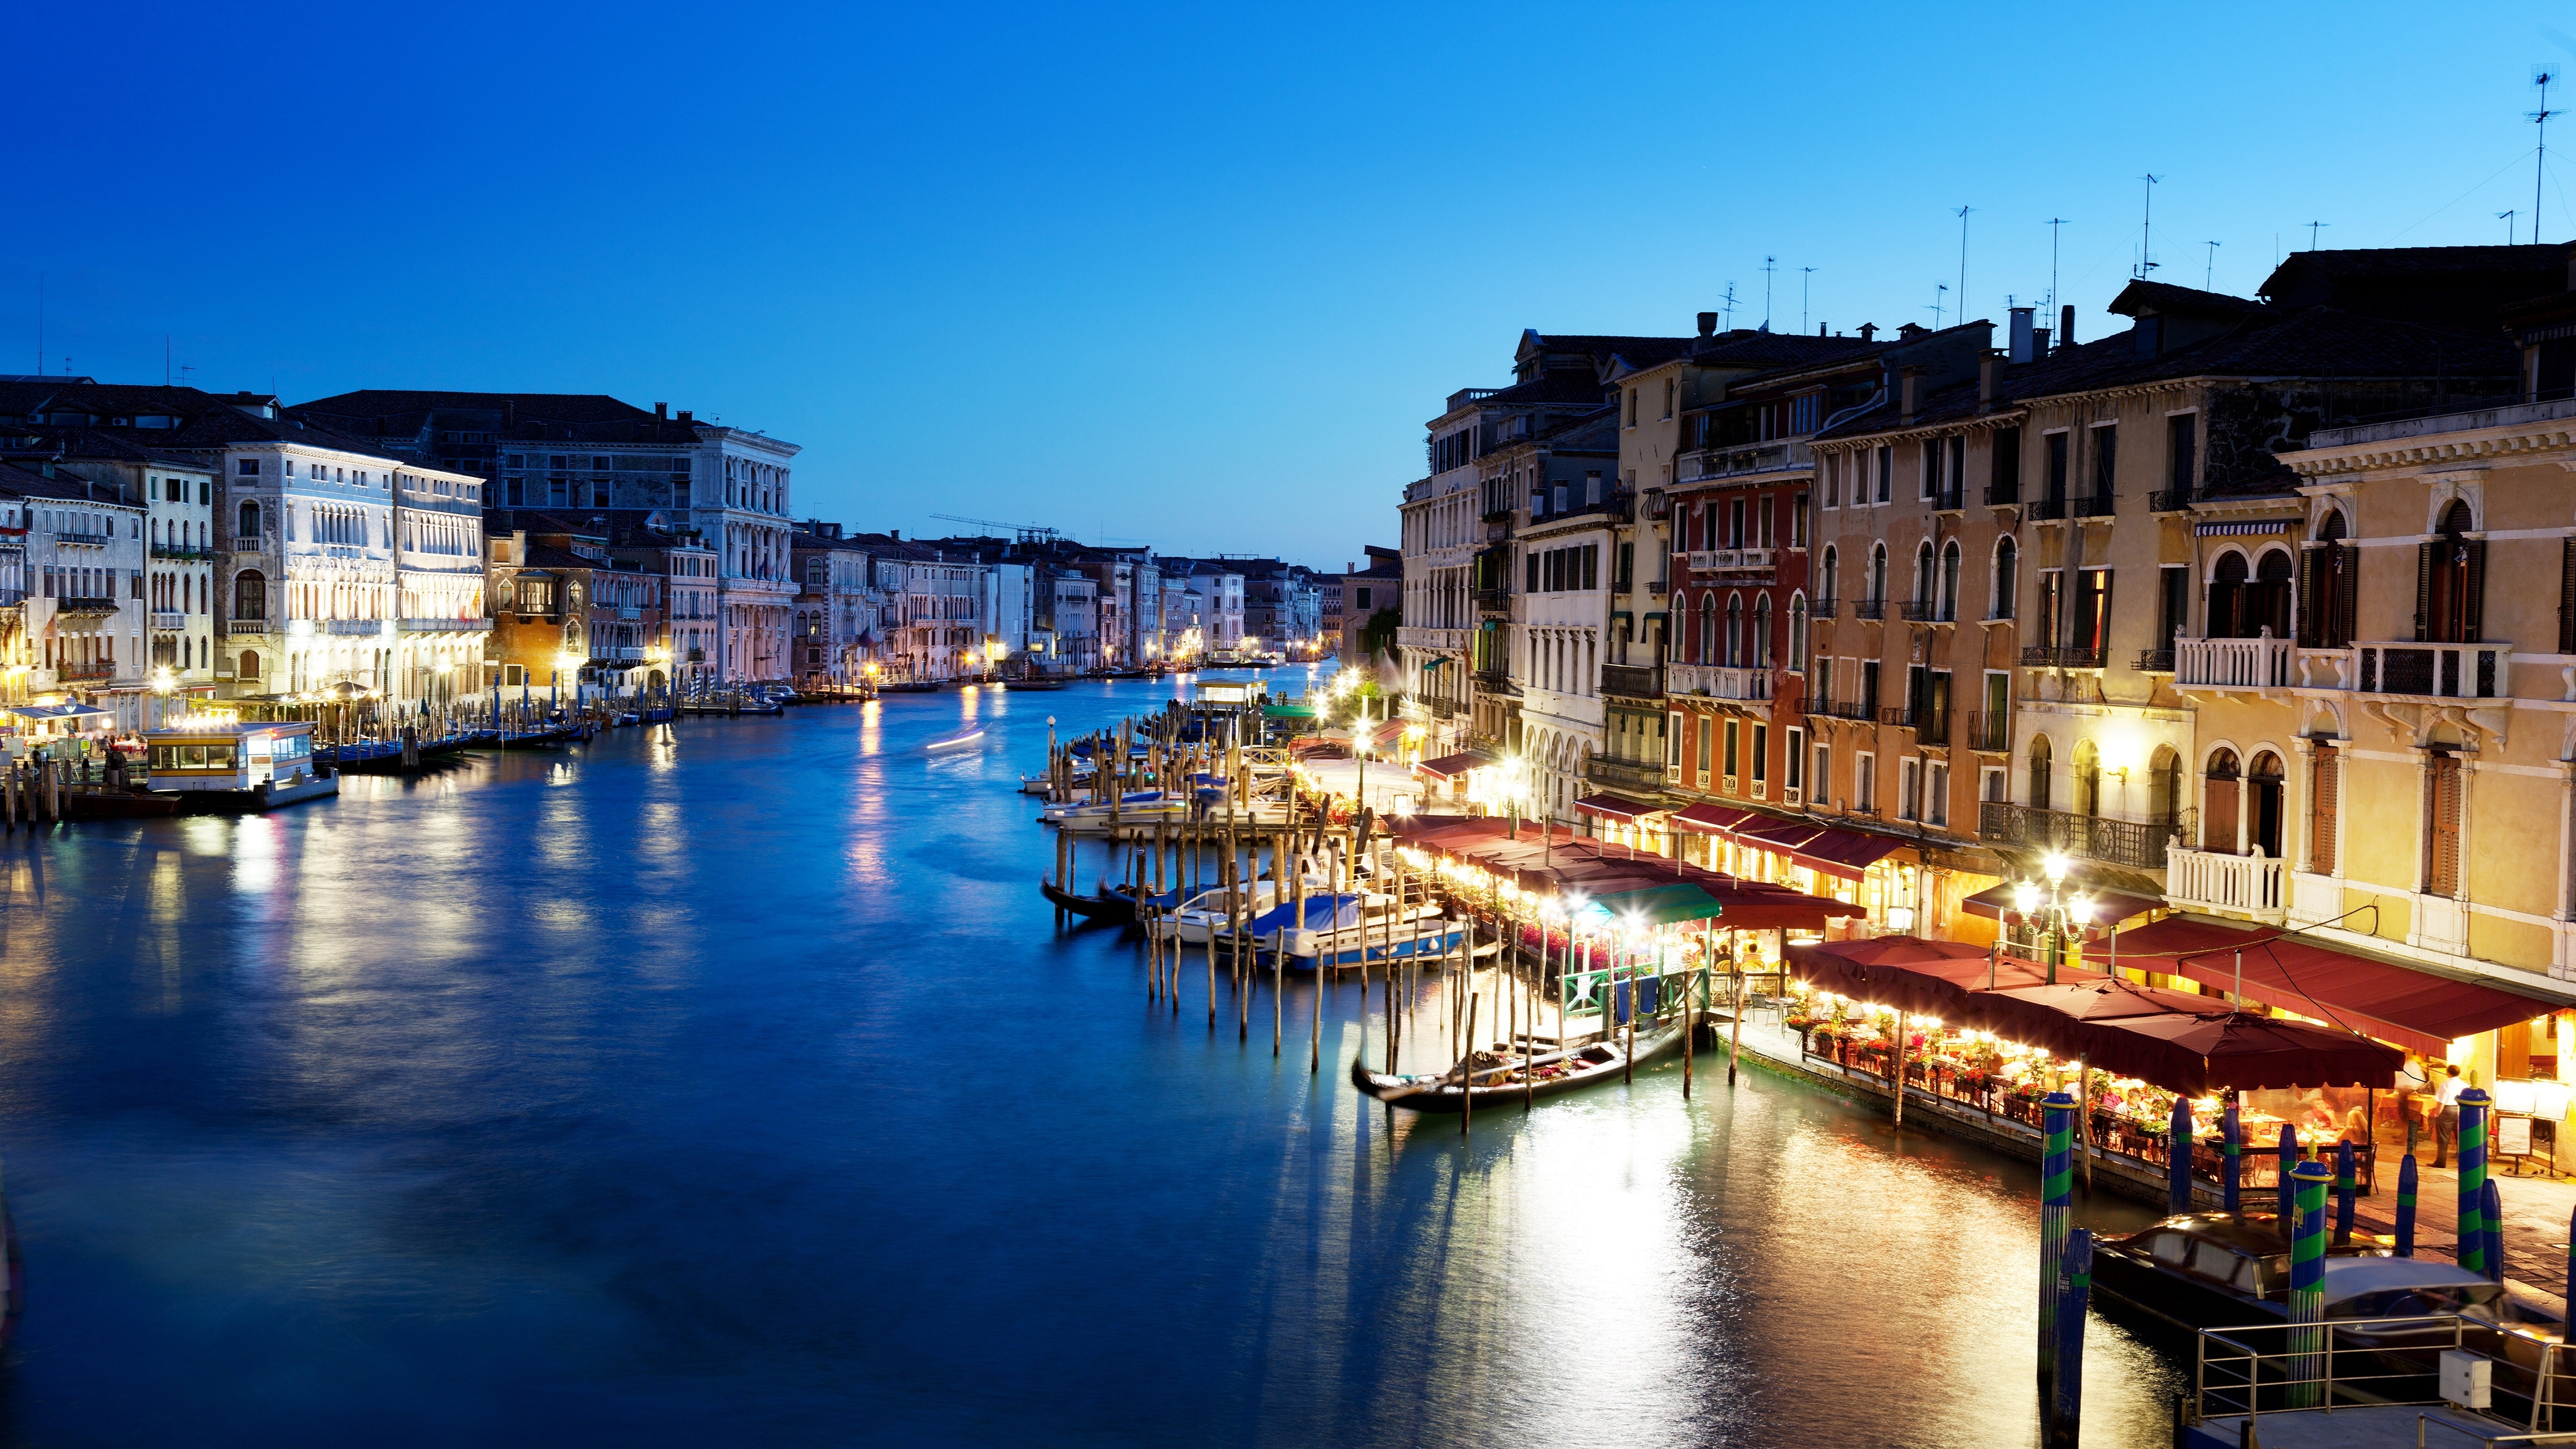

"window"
[1857,753,1877,813]
[2074,569,2112,655]
[1860,660,1881,717]
[1939,540,1961,620]
[232,570,266,622]
[1926,761,1949,826]
[2307,511,2358,649]
[2427,751,2464,895]
[2419,501,2482,644]
[237,457,259,476]
[1989,427,2022,504]
[1813,741,1832,805]
[235,500,260,540]
[1723,718,1741,786]
[1750,723,1768,789]
[1663,379,1675,420]
[1868,543,1887,603]
[1820,545,1839,606]
[2045,432,2069,502]
[2090,424,2118,500]
[1792,492,1809,548]
[1788,595,1808,673]
[2168,413,2197,497]
[1900,758,1922,820]
[1920,438,1940,501]
[1824,453,1841,509]
[1697,717,1713,787]
[2310,744,2340,876]
[1627,388,1638,427]
[1875,446,1892,504]
[1787,726,1805,796]
[2028,735,2052,810]
[1993,536,2018,620]
[2159,566,2190,654]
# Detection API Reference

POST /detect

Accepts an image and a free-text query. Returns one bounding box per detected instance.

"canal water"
[0,676,2186,1446]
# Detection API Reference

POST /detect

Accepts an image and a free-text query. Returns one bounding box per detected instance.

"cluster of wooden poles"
[2,756,82,826]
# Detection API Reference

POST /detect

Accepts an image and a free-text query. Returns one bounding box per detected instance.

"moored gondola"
[1349,1019,1688,1113]
[1039,877,1137,926]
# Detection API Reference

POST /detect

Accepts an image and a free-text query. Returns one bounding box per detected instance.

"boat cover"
[1244,895,1364,935]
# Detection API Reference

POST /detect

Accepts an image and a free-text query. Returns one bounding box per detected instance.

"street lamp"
[2006,850,2096,985]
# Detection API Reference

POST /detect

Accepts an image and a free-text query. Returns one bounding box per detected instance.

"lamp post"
[2006,851,2097,985]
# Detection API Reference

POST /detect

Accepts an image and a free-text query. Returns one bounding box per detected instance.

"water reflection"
[0,676,2184,1446]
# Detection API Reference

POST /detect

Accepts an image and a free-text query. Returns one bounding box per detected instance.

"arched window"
[2147,745,2182,826]
[2247,750,2286,857]
[2209,551,2252,637]
[1913,540,1936,606]
[2423,499,2482,643]
[1725,594,1744,667]
[2072,739,2101,817]
[1993,535,2018,620]
[1789,593,1809,673]
[237,499,261,541]
[1752,593,1772,667]
[2027,735,2053,811]
[233,569,267,625]
[2252,548,2295,638]
[1939,539,1962,621]
[1698,594,1716,664]
[2203,747,2242,852]
[1820,545,1840,606]
[1868,542,1887,603]
[2302,509,2356,648]
[239,651,260,682]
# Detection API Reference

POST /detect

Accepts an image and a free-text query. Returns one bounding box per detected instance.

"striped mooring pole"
[2166,1096,2193,1213]
[2221,1102,2241,1214]
[2038,1090,2076,1394]
[2458,1087,2491,1278]
[2395,1153,2418,1257]
[2276,1122,2297,1232]
[2334,1141,2357,1245]
[2045,1228,2095,1449]
[2287,1160,2333,1409]
[2482,1178,2506,1286]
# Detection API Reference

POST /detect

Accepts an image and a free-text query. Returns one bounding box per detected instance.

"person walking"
[2433,1063,2465,1168]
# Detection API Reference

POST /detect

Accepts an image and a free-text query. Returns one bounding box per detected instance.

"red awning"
[2080,916,2563,1058]
[1413,751,1490,781]
[1366,718,1410,751]
[1573,793,1659,822]
[1671,802,1758,835]
[1734,818,1828,852]
[1964,880,2162,928]
[1790,828,1908,882]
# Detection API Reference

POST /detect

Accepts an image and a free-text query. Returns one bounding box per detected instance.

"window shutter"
[2428,755,2463,897]
[2462,540,2486,642]
[2563,538,2576,655]
[2312,747,2339,876]
[2297,546,2320,647]
[2203,775,2239,853]
[2414,542,2434,642]
[2332,544,2358,648]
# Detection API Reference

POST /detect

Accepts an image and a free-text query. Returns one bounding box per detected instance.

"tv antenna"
[2046,219,2070,315]
[2501,209,2521,244]
[1761,256,1777,330]
[2533,65,2558,243]
[1928,282,1949,330]
[2304,219,2330,251]
[929,511,1062,545]
[1800,266,1816,333]
[1720,281,1739,332]
[2135,175,2162,277]
[2203,240,2221,291]
[1954,206,1975,319]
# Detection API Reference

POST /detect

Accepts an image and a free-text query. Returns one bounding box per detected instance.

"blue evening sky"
[8,3,2574,566]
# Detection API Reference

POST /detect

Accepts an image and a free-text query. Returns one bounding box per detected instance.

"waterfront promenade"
[0,679,2190,1445]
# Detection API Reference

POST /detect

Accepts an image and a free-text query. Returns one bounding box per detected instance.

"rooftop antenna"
[2046,219,2069,317]
[1800,266,1816,333]
[2304,219,2329,251]
[2135,174,2162,277]
[1720,280,1739,331]
[34,275,41,375]
[1954,205,1975,319]
[2202,240,2221,291]
[1761,256,1777,330]
[2532,65,2558,243]
[2501,208,2521,244]
[1928,282,1949,330]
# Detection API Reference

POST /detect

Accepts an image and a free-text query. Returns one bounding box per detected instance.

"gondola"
[1039,878,1136,926]
[1348,1018,1688,1113]
[1004,677,1068,691]
[878,681,942,694]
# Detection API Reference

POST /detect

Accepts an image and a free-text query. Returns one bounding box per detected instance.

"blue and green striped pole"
[2482,1178,2506,1285]
[2046,1228,2094,1449]
[2395,1153,2418,1257]
[2166,1096,2193,1213]
[2221,1102,2241,1214]
[2458,1087,2490,1278]
[2334,1141,2356,1245]
[2275,1122,2297,1235]
[2039,1090,2076,1392]
[2287,1160,2333,1409]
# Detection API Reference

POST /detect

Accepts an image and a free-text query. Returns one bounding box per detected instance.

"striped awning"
[2194,519,2298,536]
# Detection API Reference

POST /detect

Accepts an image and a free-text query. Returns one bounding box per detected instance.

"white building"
[1,464,146,720]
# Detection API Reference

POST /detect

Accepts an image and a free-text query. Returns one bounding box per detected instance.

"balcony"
[1474,588,1511,614]
[1979,801,2179,872]
[2021,645,2104,669]
[2135,648,2174,673]
[686,648,706,663]
[2165,847,2288,926]
[1473,667,1515,693]
[2025,497,2067,521]
[56,662,114,681]
[2070,493,2118,518]
[1932,487,1966,513]
[1642,490,1672,520]
[1647,579,1668,596]
[1669,662,1770,701]
[1898,600,1955,624]
[53,530,113,548]
[149,543,211,560]
[150,610,186,630]
[1586,753,1666,796]
[1963,711,2010,752]
[324,619,386,636]
[396,617,495,634]
[1852,599,1887,621]
[227,619,269,636]
[1687,547,1778,577]
[1600,663,1664,698]
[1806,698,1872,721]
[2174,633,2291,690]
[1678,438,1814,484]
[2148,488,2194,515]
[1879,704,1952,740]
[1808,596,1838,619]
[2349,641,2511,700]
[1984,605,2017,623]
[53,595,119,616]
[1985,482,2023,507]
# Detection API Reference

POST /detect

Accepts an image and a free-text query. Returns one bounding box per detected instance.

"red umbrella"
[1785,938,2041,1016]
[1961,977,2222,1059]
[2084,1011,2404,1095]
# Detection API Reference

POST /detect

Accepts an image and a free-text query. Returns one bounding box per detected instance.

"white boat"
[925,726,985,752]
[1039,789,1189,825]
[1152,882,1282,945]
[1252,894,1461,971]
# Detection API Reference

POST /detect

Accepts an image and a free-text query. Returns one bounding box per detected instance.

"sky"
[9,3,2576,567]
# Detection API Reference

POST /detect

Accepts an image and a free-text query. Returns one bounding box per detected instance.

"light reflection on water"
[0,676,2184,1445]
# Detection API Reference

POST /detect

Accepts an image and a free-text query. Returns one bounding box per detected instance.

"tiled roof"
[1522,333,1699,367]
[0,459,101,502]
[291,390,659,425]
[2107,279,2268,319]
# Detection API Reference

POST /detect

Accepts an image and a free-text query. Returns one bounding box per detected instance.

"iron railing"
[1979,801,2176,871]
[1600,663,1664,698]
[1963,712,2010,751]
[1853,599,1887,620]
[2147,488,2193,514]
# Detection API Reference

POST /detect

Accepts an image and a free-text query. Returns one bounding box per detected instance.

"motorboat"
[924,726,986,752]
[2090,1213,2500,1332]
[1038,790,1189,825]
[1249,893,1459,970]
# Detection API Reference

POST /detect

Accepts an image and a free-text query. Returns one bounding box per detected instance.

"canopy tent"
[1362,718,1410,753]
[1572,793,1660,822]
[1402,829,1863,932]
[1962,880,2162,928]
[1961,977,2235,1061]
[2079,916,2562,1058]
[1412,751,1492,782]
[1787,937,2047,1017]
[1574,882,1725,929]
[6,703,111,721]
[1670,802,1759,835]
[2086,1011,2405,1094]
[1789,828,1908,882]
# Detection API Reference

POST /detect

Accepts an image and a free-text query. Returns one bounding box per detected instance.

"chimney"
[1696,311,1717,338]
[1978,352,2003,408]
[1899,367,1923,425]
[1345,560,1355,574]
[2031,326,2052,355]
[1858,323,1878,342]
[890,528,900,541]
[2008,306,2036,364]
[2059,304,2077,352]
[676,410,694,424]
[655,402,668,420]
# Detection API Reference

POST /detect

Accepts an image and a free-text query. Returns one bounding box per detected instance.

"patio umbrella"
[1959,977,2222,1059]
[2089,1011,2404,1097]
[1785,938,2043,1018]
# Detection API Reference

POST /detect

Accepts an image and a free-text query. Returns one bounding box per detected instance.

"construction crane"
[928,512,1060,545]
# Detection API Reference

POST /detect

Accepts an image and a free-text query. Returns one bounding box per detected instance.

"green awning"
[1574,881,1725,927]
[1262,703,1317,718]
